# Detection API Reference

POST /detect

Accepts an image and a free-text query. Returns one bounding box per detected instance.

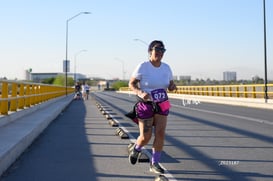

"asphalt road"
[1,91,273,181]
[93,91,273,181]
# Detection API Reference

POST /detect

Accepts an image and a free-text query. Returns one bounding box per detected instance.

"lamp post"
[263,0,268,103]
[133,38,148,46]
[134,38,150,59]
[74,49,87,83]
[65,11,91,96]
[115,58,126,80]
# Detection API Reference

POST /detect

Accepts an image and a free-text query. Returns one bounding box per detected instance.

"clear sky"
[1,0,272,81]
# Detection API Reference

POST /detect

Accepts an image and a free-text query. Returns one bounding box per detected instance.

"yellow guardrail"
[119,84,273,99]
[0,80,74,115]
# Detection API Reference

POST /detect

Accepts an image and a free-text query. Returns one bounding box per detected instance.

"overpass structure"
[0,81,273,180]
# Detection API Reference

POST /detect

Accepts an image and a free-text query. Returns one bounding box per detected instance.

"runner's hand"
[168,83,177,91]
[138,91,150,101]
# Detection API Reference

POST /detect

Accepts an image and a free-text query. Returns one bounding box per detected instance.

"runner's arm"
[129,77,150,100]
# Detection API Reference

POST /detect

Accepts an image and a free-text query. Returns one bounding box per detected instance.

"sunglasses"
[152,47,166,53]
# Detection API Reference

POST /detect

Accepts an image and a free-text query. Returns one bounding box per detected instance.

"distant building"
[179,75,191,81]
[223,71,236,81]
[178,75,191,84]
[173,75,178,81]
[26,71,87,83]
[31,73,61,82]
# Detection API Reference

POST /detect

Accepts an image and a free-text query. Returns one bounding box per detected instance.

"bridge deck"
[0,95,161,181]
[1,92,273,181]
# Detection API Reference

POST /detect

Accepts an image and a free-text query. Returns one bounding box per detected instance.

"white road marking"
[172,104,273,125]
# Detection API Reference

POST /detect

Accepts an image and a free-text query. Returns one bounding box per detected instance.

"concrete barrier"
[0,95,73,176]
[168,93,273,110]
[118,91,273,110]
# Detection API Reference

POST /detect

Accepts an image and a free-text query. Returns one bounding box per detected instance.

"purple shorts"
[135,102,169,119]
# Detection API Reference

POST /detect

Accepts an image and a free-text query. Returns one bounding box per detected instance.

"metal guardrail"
[0,80,74,115]
[119,84,273,99]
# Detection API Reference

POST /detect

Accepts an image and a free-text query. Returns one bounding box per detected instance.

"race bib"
[150,89,168,102]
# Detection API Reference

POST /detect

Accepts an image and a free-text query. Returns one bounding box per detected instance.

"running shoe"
[129,148,140,165]
[150,162,165,174]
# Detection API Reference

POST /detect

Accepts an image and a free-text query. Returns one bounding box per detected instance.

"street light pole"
[263,0,268,103]
[74,49,87,83]
[65,11,91,96]
[133,38,148,46]
[134,38,150,59]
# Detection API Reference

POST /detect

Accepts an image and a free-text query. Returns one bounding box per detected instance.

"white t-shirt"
[82,84,90,93]
[131,61,173,94]
[84,84,90,91]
